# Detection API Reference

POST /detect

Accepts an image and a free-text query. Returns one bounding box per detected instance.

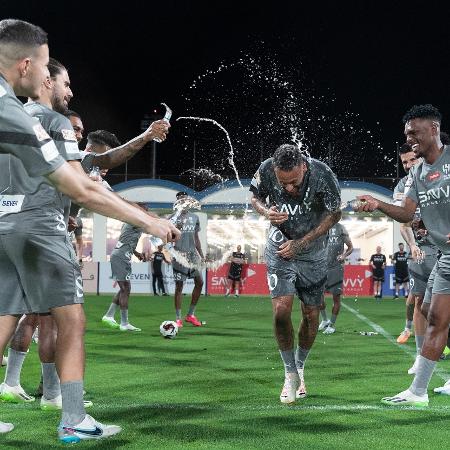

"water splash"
[168,247,233,271]
[177,116,243,188]
[182,168,225,184]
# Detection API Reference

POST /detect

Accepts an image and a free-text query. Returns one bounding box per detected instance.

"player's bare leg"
[397,292,415,344]
[407,295,427,373]
[114,281,139,331]
[185,275,204,326]
[174,280,184,327]
[324,294,340,334]
[318,297,329,330]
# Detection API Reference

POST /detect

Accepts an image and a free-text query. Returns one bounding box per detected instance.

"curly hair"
[87,130,121,148]
[272,144,304,171]
[399,143,412,155]
[402,104,442,124]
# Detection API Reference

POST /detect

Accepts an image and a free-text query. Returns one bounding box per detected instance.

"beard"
[52,92,68,114]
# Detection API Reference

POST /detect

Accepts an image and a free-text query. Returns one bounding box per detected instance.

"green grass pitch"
[1,294,450,449]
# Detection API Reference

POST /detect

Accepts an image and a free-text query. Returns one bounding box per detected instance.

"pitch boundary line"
[342,301,450,382]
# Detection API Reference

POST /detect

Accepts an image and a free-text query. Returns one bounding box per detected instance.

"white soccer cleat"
[119,323,142,332]
[58,414,122,443]
[408,356,419,375]
[0,382,35,403]
[1,355,7,367]
[0,421,14,434]
[280,373,300,404]
[323,325,336,335]
[381,389,428,407]
[318,320,330,331]
[296,368,307,399]
[434,379,450,395]
[41,394,93,410]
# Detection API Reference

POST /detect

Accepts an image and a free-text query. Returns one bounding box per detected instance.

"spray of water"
[182,168,225,184]
[168,247,233,271]
[177,116,243,188]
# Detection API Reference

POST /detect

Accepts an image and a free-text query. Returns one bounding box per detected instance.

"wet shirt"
[406,146,450,255]
[370,254,386,271]
[114,222,142,252]
[0,77,66,234]
[327,223,349,268]
[174,212,201,261]
[392,251,409,274]
[250,157,341,259]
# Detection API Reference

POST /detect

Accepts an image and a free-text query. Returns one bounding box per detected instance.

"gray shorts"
[423,254,450,304]
[409,254,436,296]
[172,260,202,282]
[0,233,83,315]
[265,248,327,307]
[325,265,344,295]
[110,247,133,281]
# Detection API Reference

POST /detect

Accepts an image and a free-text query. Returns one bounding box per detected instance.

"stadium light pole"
[151,140,157,179]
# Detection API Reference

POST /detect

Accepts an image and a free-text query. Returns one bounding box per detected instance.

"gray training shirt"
[115,222,143,252]
[0,76,66,234]
[174,212,201,260]
[327,223,349,268]
[406,145,450,255]
[250,157,341,259]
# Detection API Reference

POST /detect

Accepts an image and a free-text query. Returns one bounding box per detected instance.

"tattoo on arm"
[93,136,147,169]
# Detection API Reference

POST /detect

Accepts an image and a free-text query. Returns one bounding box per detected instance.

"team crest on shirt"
[427,171,441,182]
[32,123,50,141]
[61,128,77,141]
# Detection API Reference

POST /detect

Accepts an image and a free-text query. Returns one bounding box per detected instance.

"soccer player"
[225,245,247,297]
[172,191,205,328]
[392,243,409,298]
[151,245,170,296]
[319,222,353,334]
[250,144,341,404]
[356,104,450,407]
[64,109,84,143]
[0,19,179,439]
[369,246,386,299]
[102,211,148,331]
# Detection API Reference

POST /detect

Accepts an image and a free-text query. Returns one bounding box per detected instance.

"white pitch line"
[342,301,450,382]
[93,402,450,413]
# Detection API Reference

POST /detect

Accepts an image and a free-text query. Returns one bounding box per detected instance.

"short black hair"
[441,132,450,145]
[176,191,188,199]
[0,19,47,48]
[399,143,412,155]
[64,109,81,119]
[48,57,66,79]
[272,144,305,171]
[87,130,121,148]
[399,242,404,246]
[402,104,442,125]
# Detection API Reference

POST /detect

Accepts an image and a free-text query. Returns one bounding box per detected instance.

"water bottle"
[340,199,366,211]
[154,103,172,143]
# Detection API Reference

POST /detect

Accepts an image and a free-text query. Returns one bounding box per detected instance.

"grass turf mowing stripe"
[342,301,450,382]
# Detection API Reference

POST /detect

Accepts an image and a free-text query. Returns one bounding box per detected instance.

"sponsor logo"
[279,201,311,215]
[64,426,103,437]
[61,128,77,141]
[443,164,450,175]
[32,123,51,142]
[0,195,24,213]
[40,141,59,162]
[418,185,450,204]
[427,171,441,182]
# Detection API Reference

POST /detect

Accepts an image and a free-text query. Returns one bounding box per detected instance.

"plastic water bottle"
[154,103,172,143]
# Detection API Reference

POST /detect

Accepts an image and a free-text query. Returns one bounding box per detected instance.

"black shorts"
[373,269,384,282]
[395,273,409,284]
[228,273,242,281]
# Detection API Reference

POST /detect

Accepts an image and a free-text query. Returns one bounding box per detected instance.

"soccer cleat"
[175,319,183,328]
[0,421,14,434]
[0,383,35,403]
[394,294,399,299]
[397,329,411,344]
[185,315,202,327]
[162,293,169,296]
[58,414,121,443]
[119,323,141,332]
[235,294,239,297]
[280,373,300,404]
[1,355,7,367]
[323,325,336,335]
[408,356,419,375]
[101,316,120,329]
[381,389,428,407]
[318,320,330,331]
[434,379,450,395]
[443,346,450,358]
[41,394,93,410]
[296,368,307,399]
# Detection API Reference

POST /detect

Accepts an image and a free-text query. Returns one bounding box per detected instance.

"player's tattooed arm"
[92,120,169,169]
[277,210,341,259]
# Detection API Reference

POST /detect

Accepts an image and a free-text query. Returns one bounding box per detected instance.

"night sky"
[3,1,450,190]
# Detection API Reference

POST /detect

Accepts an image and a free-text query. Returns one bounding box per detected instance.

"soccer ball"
[159,320,178,339]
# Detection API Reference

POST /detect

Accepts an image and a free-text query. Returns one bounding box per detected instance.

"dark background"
[3,1,450,189]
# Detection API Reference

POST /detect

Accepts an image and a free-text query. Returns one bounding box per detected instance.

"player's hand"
[68,216,78,232]
[145,219,180,243]
[356,195,379,212]
[143,120,170,143]
[337,254,345,262]
[267,206,288,226]
[277,238,309,259]
[410,244,425,262]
